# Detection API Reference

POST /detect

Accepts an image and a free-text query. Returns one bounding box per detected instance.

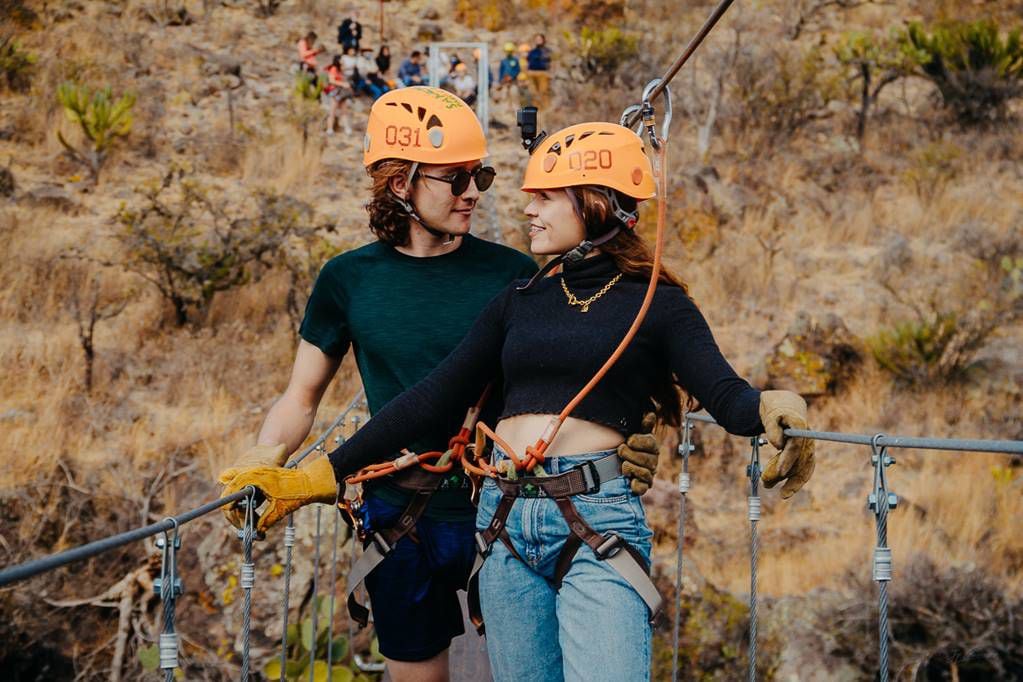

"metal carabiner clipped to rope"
[641,78,673,148]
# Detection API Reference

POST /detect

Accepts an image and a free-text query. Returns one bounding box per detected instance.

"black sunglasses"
[418,165,496,195]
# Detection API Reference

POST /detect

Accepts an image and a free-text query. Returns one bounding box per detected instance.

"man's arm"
[257,340,342,454]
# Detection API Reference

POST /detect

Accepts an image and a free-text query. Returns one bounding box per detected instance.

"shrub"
[56,82,136,182]
[870,255,1022,386]
[901,140,962,201]
[291,73,325,151]
[732,45,841,143]
[563,26,639,86]
[0,34,36,92]
[834,30,916,139]
[903,20,1023,125]
[818,557,1023,679]
[108,164,326,326]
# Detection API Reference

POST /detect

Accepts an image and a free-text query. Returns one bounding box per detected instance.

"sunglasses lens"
[451,171,471,196]
[476,167,496,192]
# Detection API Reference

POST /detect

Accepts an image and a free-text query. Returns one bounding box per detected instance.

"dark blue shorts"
[362,494,477,662]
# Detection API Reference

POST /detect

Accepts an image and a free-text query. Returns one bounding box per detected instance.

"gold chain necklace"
[560,273,623,313]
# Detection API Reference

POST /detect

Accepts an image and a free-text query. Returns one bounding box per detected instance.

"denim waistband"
[492,445,619,476]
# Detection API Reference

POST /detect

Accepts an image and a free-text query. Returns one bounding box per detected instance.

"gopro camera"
[517,106,547,153]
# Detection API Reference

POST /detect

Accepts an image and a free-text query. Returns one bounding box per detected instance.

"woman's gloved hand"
[618,413,661,495]
[219,457,339,534]
[758,390,815,499]
[218,444,290,528]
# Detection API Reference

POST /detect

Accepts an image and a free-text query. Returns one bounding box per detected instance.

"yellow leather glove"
[759,390,815,499]
[218,444,290,528]
[618,413,661,495]
[219,457,339,534]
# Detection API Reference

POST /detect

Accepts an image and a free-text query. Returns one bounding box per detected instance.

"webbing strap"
[554,497,663,620]
[345,485,439,628]
[466,493,518,635]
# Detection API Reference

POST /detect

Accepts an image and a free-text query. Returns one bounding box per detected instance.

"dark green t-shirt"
[299,234,538,519]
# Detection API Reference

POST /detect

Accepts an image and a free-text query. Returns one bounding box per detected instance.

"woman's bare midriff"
[494,414,624,459]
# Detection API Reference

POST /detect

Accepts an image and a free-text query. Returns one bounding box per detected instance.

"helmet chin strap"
[393,162,456,245]
[517,187,634,292]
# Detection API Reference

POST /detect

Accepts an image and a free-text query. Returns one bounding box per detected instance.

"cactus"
[262,596,379,682]
[902,20,1023,124]
[56,82,136,182]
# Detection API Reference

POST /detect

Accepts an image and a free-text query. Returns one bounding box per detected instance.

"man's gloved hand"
[218,444,290,528]
[219,457,339,534]
[618,413,661,495]
[759,390,815,499]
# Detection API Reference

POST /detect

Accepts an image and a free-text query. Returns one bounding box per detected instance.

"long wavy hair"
[569,185,696,426]
[366,158,413,246]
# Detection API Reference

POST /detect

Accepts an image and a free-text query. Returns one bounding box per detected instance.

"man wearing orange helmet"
[217,91,664,680]
[220,117,816,680]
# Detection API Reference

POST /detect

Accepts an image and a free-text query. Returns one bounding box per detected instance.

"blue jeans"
[476,448,654,681]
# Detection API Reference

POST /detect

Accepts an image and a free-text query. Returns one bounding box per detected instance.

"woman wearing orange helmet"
[222,117,814,679]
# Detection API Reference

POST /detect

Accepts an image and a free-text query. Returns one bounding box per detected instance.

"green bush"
[564,26,639,85]
[56,82,136,182]
[903,20,1023,124]
[0,34,36,92]
[292,72,326,150]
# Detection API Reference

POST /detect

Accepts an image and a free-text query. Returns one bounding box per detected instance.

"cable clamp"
[159,632,179,670]
[240,562,255,590]
[873,547,893,582]
[283,525,296,548]
[678,472,691,494]
[748,495,762,522]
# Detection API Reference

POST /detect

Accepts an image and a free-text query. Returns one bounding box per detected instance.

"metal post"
[868,434,897,682]
[746,437,764,682]
[671,419,694,682]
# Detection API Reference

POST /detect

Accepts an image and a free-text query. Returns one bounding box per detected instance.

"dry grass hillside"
[1,0,1022,680]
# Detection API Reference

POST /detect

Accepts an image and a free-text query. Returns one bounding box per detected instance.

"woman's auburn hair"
[569,185,696,427]
[366,158,414,247]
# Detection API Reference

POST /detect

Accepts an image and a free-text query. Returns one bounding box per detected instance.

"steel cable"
[278,515,296,682]
[747,438,763,682]
[671,419,693,682]
[240,490,256,681]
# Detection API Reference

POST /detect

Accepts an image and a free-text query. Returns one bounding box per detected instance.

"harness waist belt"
[493,453,622,498]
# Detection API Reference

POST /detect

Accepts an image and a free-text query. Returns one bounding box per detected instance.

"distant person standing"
[338,13,362,52]
[324,55,353,136]
[496,42,521,107]
[526,33,551,110]
[397,49,424,86]
[297,31,324,78]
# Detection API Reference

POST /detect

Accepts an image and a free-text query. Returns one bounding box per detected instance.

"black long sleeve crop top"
[327,253,763,480]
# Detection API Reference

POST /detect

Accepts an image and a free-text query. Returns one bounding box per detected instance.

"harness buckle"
[474,531,492,557]
[594,532,623,560]
[578,460,601,495]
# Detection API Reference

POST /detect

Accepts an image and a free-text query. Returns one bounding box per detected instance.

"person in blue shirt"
[526,33,552,109]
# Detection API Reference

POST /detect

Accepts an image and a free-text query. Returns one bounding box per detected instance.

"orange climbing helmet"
[363,86,487,167]
[521,121,656,201]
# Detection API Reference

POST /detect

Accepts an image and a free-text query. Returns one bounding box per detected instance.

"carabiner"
[641,78,673,146]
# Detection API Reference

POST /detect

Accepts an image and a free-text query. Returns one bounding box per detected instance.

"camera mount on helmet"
[517,107,548,153]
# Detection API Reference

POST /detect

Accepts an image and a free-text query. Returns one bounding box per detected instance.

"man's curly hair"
[366,159,414,247]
